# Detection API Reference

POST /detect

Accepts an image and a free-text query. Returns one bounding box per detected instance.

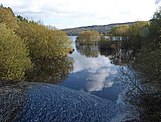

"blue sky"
[1,0,158,29]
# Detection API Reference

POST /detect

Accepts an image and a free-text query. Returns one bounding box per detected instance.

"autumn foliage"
[0,6,72,81]
[76,31,101,44]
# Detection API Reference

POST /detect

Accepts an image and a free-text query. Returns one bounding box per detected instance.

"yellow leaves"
[0,23,32,81]
[0,7,18,30]
[16,21,72,58]
[77,30,101,44]
[111,25,130,36]
[0,6,72,81]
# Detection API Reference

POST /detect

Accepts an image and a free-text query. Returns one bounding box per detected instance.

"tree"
[110,25,130,36]
[76,31,101,45]
[16,21,72,59]
[0,6,73,82]
[0,23,32,81]
[17,15,29,22]
[133,12,161,84]
[0,7,18,30]
[123,21,150,51]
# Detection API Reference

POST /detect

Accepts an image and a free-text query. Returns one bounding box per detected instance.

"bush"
[110,25,130,36]
[16,21,72,59]
[76,31,101,45]
[0,23,32,81]
[0,7,18,30]
[134,41,161,83]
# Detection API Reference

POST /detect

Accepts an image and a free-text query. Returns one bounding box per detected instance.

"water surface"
[59,36,126,102]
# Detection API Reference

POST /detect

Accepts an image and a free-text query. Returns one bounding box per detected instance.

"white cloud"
[0,0,157,28]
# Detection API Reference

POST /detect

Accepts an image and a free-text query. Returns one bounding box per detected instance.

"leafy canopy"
[0,6,18,30]
[76,30,101,44]
[16,21,72,59]
[0,23,32,81]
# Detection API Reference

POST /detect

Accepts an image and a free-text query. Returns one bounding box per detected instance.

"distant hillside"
[63,22,136,36]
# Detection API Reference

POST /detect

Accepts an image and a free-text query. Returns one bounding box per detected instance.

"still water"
[59,36,125,102]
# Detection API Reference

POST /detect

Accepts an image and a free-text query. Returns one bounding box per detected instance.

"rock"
[0,82,117,122]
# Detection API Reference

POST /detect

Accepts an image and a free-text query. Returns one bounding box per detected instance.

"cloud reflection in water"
[86,68,117,92]
[72,52,113,73]
[69,45,119,92]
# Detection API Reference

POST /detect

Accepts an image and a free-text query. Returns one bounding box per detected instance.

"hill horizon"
[63,21,140,35]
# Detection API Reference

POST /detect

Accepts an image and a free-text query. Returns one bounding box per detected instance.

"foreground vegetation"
[0,23,32,81]
[109,10,161,121]
[110,19,160,83]
[0,6,72,81]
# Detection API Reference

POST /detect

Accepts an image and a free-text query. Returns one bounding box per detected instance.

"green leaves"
[0,23,32,81]
[110,25,130,36]
[0,7,18,30]
[133,15,161,84]
[0,6,72,82]
[16,21,72,59]
[76,31,101,45]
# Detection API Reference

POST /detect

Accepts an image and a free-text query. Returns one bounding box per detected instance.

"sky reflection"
[60,37,123,101]
[85,68,116,92]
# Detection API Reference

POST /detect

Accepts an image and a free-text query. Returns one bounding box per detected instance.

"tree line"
[0,6,72,81]
[108,15,161,84]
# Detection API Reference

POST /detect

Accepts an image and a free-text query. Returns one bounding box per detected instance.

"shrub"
[0,23,32,81]
[16,21,72,59]
[0,7,18,30]
[76,31,101,45]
